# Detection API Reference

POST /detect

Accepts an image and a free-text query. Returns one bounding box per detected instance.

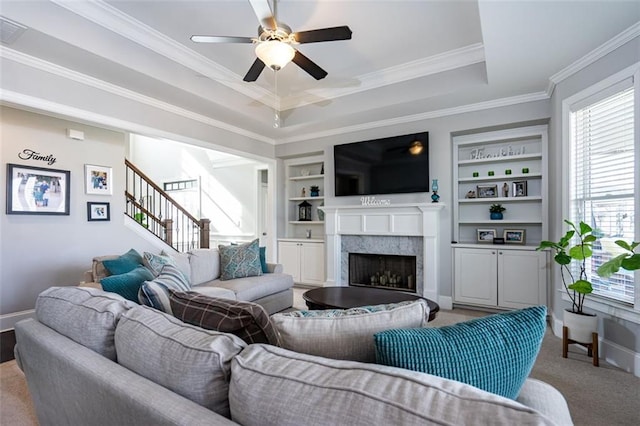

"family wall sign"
[18,149,57,165]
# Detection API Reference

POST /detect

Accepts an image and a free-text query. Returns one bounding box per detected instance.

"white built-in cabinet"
[278,240,325,286]
[452,125,549,309]
[278,156,326,286]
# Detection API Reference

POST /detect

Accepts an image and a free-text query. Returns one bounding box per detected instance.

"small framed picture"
[477,228,497,243]
[85,164,112,195]
[513,181,528,197]
[504,229,526,244]
[87,202,110,221]
[476,184,498,198]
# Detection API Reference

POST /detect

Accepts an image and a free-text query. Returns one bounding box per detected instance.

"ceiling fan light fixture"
[409,140,424,155]
[255,40,295,71]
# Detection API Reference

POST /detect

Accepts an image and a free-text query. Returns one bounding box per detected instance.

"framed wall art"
[477,228,497,243]
[87,202,110,221]
[85,164,112,195]
[6,163,70,215]
[504,229,526,244]
[476,184,498,198]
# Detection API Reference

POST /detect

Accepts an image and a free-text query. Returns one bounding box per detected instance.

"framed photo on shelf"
[6,163,70,215]
[87,202,110,221]
[477,228,497,243]
[513,181,528,197]
[85,164,112,195]
[504,229,526,244]
[476,184,498,198]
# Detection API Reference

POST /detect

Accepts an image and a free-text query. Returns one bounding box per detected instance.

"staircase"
[124,159,210,252]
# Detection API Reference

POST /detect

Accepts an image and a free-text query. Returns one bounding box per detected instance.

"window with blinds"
[569,84,635,304]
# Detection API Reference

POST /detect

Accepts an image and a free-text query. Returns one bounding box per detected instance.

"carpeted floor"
[1,289,638,425]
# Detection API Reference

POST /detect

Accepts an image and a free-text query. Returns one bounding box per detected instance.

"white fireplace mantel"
[321,203,445,303]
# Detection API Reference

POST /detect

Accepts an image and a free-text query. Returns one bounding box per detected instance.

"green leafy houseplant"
[537,220,596,314]
[489,204,506,213]
[597,240,640,277]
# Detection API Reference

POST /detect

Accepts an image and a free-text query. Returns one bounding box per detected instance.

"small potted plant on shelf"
[489,204,505,220]
[537,220,596,343]
[309,185,320,197]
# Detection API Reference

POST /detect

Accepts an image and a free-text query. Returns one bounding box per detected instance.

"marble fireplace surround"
[322,203,444,302]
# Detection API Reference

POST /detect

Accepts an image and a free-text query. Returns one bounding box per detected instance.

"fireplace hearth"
[349,253,417,292]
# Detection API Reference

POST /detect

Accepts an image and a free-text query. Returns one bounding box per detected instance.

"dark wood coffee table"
[302,286,439,322]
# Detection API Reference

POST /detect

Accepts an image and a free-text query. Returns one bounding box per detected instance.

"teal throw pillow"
[138,264,192,313]
[374,305,547,399]
[100,265,154,302]
[218,239,263,280]
[102,249,144,276]
[259,246,269,273]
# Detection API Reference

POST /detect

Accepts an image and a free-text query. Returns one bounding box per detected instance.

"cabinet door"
[453,248,498,307]
[300,242,325,286]
[498,250,547,309]
[278,242,301,282]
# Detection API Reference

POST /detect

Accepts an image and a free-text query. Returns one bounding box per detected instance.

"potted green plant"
[133,212,148,228]
[537,220,597,343]
[489,204,505,220]
[309,185,320,197]
[597,241,640,277]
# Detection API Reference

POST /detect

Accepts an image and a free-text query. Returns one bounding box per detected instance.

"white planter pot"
[563,309,598,343]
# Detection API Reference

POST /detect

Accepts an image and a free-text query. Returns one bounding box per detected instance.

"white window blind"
[570,85,635,304]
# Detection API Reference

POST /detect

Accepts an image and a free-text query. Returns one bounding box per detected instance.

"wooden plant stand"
[562,326,599,366]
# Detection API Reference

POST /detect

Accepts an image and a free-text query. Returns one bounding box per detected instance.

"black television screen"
[334,132,429,197]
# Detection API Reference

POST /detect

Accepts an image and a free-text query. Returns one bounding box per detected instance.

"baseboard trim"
[0,309,35,332]
[550,311,639,378]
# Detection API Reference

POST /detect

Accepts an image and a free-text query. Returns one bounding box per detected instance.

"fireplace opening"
[348,253,417,292]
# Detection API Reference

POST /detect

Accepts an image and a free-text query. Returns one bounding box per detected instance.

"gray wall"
[275,100,551,301]
[549,37,640,353]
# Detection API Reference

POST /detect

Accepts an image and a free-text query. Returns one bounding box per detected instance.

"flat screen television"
[334,132,429,197]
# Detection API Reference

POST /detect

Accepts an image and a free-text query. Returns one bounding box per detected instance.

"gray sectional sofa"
[83,247,294,314]
[14,286,574,426]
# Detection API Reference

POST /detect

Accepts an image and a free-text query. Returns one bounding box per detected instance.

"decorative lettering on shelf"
[18,149,57,165]
[361,196,391,207]
[469,145,526,160]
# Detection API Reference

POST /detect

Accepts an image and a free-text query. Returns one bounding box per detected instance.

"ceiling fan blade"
[248,0,276,31]
[243,58,266,82]
[293,26,352,44]
[292,50,328,80]
[191,35,253,44]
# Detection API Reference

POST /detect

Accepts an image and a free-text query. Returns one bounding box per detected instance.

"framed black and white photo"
[85,164,112,195]
[513,181,528,197]
[87,202,110,221]
[476,184,498,198]
[504,229,526,244]
[477,228,497,243]
[6,163,70,215]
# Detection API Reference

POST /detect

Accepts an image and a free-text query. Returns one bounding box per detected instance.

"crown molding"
[50,0,274,107]
[0,47,275,144]
[280,43,485,111]
[547,21,640,97]
[279,91,549,144]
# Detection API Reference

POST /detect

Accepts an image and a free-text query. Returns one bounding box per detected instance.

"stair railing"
[125,159,210,252]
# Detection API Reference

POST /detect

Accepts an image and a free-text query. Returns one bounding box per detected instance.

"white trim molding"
[0,309,35,332]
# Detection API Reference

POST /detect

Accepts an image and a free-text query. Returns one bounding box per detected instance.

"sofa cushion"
[374,305,547,400]
[100,265,154,302]
[142,251,178,276]
[35,286,136,360]
[188,248,221,285]
[270,300,429,362]
[115,305,246,418]
[102,248,144,276]
[218,239,262,281]
[138,264,192,313]
[161,250,191,282]
[169,291,280,346]
[202,273,293,302]
[259,246,268,273]
[229,344,556,426]
[90,255,120,281]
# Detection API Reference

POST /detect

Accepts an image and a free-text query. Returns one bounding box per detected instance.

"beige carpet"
[1,291,638,425]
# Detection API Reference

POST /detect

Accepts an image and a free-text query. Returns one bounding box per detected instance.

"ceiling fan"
[190,0,352,82]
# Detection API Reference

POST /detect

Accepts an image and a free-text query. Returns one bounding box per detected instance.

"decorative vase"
[310,189,319,197]
[431,179,440,203]
[563,309,597,343]
[490,212,503,220]
[317,203,325,221]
